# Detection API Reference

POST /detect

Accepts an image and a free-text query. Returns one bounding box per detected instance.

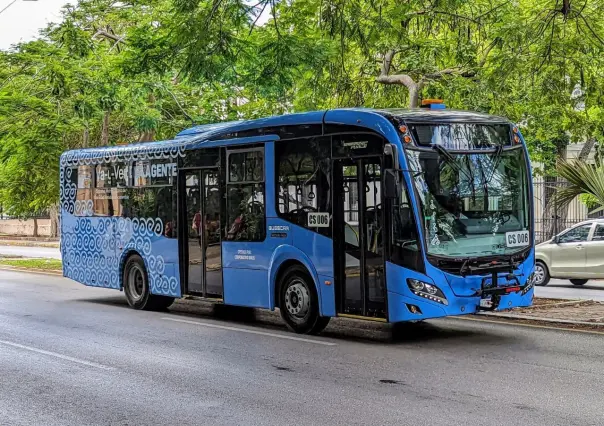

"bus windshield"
[406,144,530,258]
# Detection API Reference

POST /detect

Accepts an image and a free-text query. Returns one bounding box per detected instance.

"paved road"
[0,245,61,259]
[1,272,604,425]
[536,279,604,301]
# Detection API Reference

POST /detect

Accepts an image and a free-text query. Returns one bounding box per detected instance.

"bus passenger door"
[333,157,387,319]
[201,170,223,297]
[182,169,223,298]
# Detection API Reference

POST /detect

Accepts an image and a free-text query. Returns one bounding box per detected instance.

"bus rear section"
[59,106,535,335]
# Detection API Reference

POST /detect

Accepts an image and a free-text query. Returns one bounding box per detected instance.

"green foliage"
[0,258,63,271]
[1,0,603,218]
[555,159,604,214]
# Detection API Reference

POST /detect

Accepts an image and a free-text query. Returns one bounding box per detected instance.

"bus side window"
[391,180,423,272]
[276,137,331,236]
[225,148,266,242]
[74,166,93,216]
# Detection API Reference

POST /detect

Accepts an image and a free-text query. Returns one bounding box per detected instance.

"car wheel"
[123,254,174,310]
[570,279,588,286]
[533,261,550,286]
[278,265,330,335]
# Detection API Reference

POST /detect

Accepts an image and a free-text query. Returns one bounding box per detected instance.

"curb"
[477,311,604,327]
[0,241,60,248]
[0,266,63,276]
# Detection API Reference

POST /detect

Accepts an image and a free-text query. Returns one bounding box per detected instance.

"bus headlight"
[407,279,448,305]
[409,280,425,291]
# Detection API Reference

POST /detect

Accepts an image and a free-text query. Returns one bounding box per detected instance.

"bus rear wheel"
[123,254,174,311]
[278,265,330,335]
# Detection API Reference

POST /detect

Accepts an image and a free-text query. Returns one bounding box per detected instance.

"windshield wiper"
[486,145,504,184]
[431,145,473,182]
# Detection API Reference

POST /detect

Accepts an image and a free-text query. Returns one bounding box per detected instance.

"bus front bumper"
[387,279,535,323]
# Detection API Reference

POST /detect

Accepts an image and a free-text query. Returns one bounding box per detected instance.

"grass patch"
[0,258,62,271]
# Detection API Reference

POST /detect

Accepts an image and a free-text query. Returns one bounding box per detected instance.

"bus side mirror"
[384,169,399,199]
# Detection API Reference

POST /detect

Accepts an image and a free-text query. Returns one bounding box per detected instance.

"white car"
[534,219,604,286]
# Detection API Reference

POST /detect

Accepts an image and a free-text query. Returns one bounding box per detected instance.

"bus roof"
[60,107,512,164]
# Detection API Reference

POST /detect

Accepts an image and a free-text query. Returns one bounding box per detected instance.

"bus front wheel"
[278,265,330,335]
[123,254,174,311]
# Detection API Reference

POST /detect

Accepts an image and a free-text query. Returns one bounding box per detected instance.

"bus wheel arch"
[275,262,330,335]
[121,252,174,311]
[119,249,141,290]
[271,255,321,312]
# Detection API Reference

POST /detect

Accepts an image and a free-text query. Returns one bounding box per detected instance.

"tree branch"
[407,9,480,25]
[249,0,269,35]
[578,14,604,46]
[376,73,421,89]
[93,30,126,44]
[380,49,396,76]
[377,49,420,89]
[270,0,281,38]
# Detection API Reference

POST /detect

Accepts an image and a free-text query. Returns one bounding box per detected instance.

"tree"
[0,0,266,234]
[554,158,604,215]
[1,0,604,235]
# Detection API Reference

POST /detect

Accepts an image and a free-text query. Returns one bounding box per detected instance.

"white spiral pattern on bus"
[59,143,186,168]
[61,216,179,296]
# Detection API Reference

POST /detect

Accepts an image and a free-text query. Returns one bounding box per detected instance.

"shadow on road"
[77,296,507,346]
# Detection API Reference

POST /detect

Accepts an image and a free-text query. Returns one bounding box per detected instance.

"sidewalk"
[0,236,59,248]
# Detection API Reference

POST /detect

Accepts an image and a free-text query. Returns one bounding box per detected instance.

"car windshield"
[406,143,530,258]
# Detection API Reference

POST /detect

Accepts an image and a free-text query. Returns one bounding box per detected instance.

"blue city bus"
[59,101,535,334]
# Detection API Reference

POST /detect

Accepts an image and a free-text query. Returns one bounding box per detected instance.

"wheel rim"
[533,264,545,285]
[284,279,311,321]
[127,264,145,301]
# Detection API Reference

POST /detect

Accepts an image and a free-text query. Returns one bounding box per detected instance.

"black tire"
[122,254,175,311]
[570,279,588,286]
[278,265,330,335]
[533,261,550,286]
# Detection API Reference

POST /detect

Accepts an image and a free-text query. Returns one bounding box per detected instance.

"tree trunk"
[577,138,596,161]
[83,127,89,148]
[408,83,422,108]
[49,204,59,238]
[32,218,38,238]
[376,49,424,108]
[138,129,156,142]
[101,111,110,146]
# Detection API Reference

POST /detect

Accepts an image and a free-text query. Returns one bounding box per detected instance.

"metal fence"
[533,178,595,243]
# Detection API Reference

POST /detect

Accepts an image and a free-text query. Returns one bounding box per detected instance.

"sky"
[0,0,69,50]
[0,0,270,50]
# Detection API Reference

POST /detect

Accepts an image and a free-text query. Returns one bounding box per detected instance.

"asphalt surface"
[536,279,604,301]
[0,271,603,425]
[0,245,61,259]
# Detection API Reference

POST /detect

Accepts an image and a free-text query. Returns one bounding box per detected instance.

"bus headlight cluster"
[407,279,448,305]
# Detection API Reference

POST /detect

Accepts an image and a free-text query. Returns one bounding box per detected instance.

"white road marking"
[0,339,114,370]
[162,317,337,346]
